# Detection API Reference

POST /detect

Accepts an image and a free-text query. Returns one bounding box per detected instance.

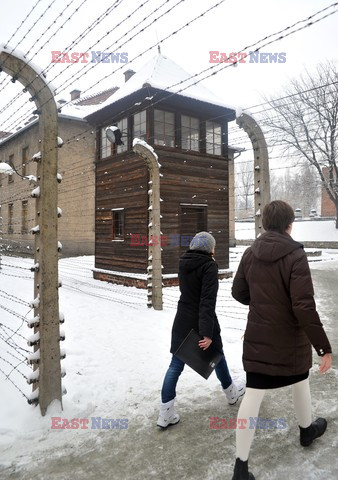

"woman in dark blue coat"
[157,232,245,429]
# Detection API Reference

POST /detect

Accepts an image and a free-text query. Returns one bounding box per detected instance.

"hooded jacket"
[170,250,222,354]
[232,231,332,376]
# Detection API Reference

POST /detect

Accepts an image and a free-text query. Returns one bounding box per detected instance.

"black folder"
[174,329,223,379]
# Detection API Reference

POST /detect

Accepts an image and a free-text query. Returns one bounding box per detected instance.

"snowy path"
[0,253,337,479]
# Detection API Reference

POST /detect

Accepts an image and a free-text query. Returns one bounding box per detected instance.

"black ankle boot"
[232,458,255,480]
[299,418,327,447]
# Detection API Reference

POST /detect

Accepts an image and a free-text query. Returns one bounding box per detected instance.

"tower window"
[181,115,199,151]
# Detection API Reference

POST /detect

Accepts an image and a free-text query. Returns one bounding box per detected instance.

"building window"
[8,155,14,183]
[112,208,124,240]
[181,115,199,151]
[206,121,222,155]
[101,128,112,159]
[22,201,28,233]
[154,109,175,147]
[8,203,14,234]
[101,119,128,158]
[133,110,146,141]
[116,118,128,154]
[22,147,29,176]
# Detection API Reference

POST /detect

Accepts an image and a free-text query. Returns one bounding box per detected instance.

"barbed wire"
[24,10,338,165]
[0,289,30,307]
[0,175,328,230]
[70,2,338,149]
[0,0,90,107]
[2,76,336,187]
[3,0,43,50]
[2,0,223,134]
[0,262,32,271]
[0,271,33,280]
[237,81,338,118]
[0,0,124,121]
[0,328,29,354]
[1,0,338,158]
[52,0,188,97]
[0,250,33,402]
[0,353,28,380]
[0,318,29,339]
[0,0,173,131]
[0,364,29,400]
[0,132,327,207]
[0,1,336,368]
[5,0,58,57]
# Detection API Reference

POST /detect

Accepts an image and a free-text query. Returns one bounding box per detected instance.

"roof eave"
[85,87,236,125]
[0,115,87,147]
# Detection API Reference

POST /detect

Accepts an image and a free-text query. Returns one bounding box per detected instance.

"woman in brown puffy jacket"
[230,200,332,480]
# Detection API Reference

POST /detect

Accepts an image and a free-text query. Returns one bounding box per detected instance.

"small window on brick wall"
[8,203,14,234]
[22,201,28,233]
[112,208,124,240]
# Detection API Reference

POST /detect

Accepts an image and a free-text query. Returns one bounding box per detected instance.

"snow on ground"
[0,238,337,478]
[236,219,338,242]
[0,254,247,473]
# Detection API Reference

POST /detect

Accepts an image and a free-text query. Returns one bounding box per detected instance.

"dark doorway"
[180,204,207,250]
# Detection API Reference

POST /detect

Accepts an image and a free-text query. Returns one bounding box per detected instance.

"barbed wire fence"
[0,166,333,410]
[1,0,337,411]
[0,48,64,416]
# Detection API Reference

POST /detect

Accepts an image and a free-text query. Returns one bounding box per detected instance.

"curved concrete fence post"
[133,139,163,311]
[0,47,61,415]
[236,112,271,238]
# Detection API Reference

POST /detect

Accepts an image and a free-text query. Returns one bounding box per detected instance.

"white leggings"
[236,378,312,461]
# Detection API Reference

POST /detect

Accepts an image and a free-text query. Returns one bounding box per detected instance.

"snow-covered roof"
[58,103,101,120]
[0,113,87,147]
[228,144,246,152]
[0,103,95,146]
[72,87,118,106]
[88,54,235,115]
[0,130,11,141]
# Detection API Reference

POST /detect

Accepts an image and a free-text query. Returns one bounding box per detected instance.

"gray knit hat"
[189,231,216,253]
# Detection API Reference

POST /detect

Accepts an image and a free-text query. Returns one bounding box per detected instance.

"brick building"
[0,88,116,256]
[321,167,337,217]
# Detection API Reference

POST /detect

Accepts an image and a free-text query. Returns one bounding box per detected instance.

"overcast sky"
[1,0,337,143]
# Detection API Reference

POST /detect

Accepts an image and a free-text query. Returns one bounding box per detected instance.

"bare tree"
[263,61,338,227]
[235,159,254,219]
[270,163,321,215]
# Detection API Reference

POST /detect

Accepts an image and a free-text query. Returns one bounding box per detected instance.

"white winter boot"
[224,382,246,405]
[157,399,180,428]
